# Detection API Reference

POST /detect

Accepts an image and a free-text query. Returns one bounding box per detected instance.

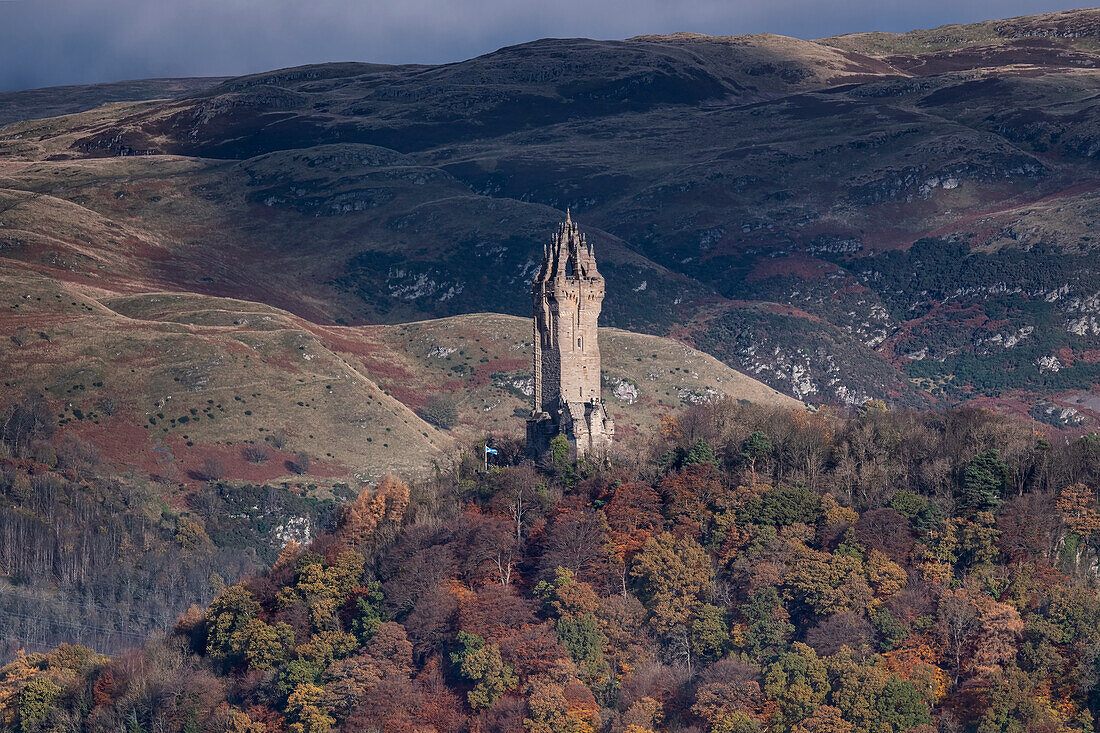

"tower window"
[577,337,582,348]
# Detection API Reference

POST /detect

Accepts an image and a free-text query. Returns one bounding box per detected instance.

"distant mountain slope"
[8,36,896,160]
[2,9,1100,418]
[0,77,227,126]
[820,7,1100,57]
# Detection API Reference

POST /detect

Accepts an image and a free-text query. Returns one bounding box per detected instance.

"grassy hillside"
[0,265,798,487]
[0,267,453,486]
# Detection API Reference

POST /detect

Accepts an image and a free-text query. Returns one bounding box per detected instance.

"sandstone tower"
[526,212,614,460]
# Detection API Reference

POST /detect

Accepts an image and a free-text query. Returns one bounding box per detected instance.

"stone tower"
[526,212,614,459]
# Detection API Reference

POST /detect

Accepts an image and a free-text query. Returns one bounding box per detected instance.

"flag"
[485,446,498,455]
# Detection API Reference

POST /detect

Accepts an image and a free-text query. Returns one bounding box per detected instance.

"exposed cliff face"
[4,9,1100,420]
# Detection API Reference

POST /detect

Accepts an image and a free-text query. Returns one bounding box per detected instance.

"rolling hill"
[2,8,1100,422]
[0,264,798,487]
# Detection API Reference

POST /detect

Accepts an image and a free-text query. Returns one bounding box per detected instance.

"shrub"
[291,452,311,475]
[266,429,287,449]
[29,441,58,468]
[417,395,459,430]
[242,444,271,464]
[1,392,56,457]
[199,456,226,482]
[57,436,100,474]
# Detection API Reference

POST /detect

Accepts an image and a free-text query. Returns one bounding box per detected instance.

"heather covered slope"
[4,9,1100,414]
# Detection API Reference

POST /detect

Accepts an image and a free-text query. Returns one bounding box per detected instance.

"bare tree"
[198,456,226,482]
[242,444,271,464]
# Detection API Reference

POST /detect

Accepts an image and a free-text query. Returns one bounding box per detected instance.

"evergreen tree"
[684,439,720,468]
[741,431,772,477]
[959,449,1009,514]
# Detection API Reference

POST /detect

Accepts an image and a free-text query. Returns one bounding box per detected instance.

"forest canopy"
[4,398,1100,733]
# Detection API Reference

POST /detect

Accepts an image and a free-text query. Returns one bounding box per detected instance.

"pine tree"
[685,439,720,468]
[958,449,1008,514]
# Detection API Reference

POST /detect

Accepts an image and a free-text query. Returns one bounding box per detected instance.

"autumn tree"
[691,604,732,663]
[691,658,763,732]
[790,705,852,733]
[970,595,1023,675]
[230,618,294,671]
[1056,483,1100,564]
[630,533,714,642]
[854,508,914,564]
[621,696,663,732]
[350,581,387,644]
[450,631,518,709]
[539,508,611,586]
[741,431,772,479]
[804,611,875,657]
[955,511,1000,569]
[602,481,663,587]
[660,463,729,540]
[522,660,600,733]
[338,475,410,552]
[16,677,61,733]
[738,586,794,662]
[278,551,364,633]
[936,588,980,687]
[528,569,609,686]
[206,584,260,661]
[763,642,829,727]
[285,683,334,733]
[738,485,821,528]
[490,464,546,547]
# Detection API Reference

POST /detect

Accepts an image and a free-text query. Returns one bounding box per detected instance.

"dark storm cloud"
[0,0,1085,91]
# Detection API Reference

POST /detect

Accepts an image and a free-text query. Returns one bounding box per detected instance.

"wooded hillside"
[5,399,1100,732]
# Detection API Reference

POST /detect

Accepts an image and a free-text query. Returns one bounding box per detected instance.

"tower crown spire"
[540,211,598,283]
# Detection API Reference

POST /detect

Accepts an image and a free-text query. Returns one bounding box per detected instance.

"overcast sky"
[0,0,1087,92]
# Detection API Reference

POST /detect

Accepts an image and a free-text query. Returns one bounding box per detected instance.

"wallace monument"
[526,213,615,459]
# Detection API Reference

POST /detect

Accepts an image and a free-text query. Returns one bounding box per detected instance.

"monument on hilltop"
[526,212,614,460]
